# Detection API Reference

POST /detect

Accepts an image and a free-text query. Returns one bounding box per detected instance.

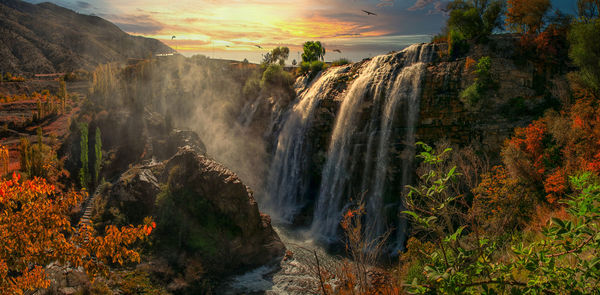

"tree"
[446,0,504,41]
[79,123,90,190]
[569,19,600,92]
[0,173,154,293]
[0,145,8,177]
[577,0,600,21]
[94,127,102,186]
[58,78,67,113]
[302,41,326,62]
[262,46,290,66]
[506,0,552,34]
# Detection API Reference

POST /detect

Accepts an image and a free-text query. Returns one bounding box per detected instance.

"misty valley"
[1,0,600,294]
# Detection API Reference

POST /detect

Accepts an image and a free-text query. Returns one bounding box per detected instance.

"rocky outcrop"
[92,147,285,291]
[158,148,285,272]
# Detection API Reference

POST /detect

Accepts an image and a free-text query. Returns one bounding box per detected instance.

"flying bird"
[361,10,377,16]
[171,36,176,40]
[333,49,342,53]
[226,45,231,47]
[255,45,263,49]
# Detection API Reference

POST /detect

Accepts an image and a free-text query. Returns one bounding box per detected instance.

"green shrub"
[300,60,327,80]
[448,29,469,58]
[261,64,294,88]
[331,58,351,66]
[460,83,482,106]
[460,56,494,108]
[242,75,261,98]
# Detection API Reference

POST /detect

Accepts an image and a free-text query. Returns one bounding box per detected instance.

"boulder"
[93,147,285,287]
[157,148,285,273]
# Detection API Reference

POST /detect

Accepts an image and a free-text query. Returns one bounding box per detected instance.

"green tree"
[19,138,31,175]
[79,123,90,189]
[446,0,504,41]
[301,41,326,62]
[569,19,600,92]
[262,46,290,66]
[58,78,67,113]
[94,127,102,186]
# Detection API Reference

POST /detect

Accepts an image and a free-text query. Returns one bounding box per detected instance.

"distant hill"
[0,0,174,74]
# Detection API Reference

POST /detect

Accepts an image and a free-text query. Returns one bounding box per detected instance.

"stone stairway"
[76,185,103,237]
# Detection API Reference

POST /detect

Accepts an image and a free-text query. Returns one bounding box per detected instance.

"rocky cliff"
[259,35,569,245]
[416,35,569,156]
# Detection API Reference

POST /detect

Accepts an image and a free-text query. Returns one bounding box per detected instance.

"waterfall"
[239,96,263,127]
[266,66,349,223]
[311,44,434,243]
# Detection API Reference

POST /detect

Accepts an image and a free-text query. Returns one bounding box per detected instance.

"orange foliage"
[0,173,153,294]
[544,169,567,204]
[471,166,535,231]
[0,91,58,104]
[465,57,477,71]
[508,119,548,176]
[502,82,600,205]
[506,0,551,34]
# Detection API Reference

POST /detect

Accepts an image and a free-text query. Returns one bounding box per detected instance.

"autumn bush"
[402,145,600,294]
[0,173,154,294]
[471,166,537,233]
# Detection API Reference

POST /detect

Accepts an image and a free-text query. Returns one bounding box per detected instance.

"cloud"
[101,13,166,34]
[377,0,394,7]
[407,0,448,14]
[75,1,90,9]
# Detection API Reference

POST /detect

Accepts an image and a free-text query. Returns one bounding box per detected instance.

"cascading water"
[311,44,434,243]
[266,66,349,222]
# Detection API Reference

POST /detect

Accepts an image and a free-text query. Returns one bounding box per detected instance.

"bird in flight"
[362,10,377,16]
[171,36,176,40]
[255,45,263,49]
[333,49,342,53]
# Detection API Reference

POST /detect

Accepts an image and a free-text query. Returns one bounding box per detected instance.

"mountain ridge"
[0,0,174,74]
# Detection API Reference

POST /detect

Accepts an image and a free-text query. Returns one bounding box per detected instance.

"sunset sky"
[27,0,576,63]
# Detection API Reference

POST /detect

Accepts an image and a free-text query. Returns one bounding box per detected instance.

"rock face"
[157,148,285,273]
[416,36,568,157]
